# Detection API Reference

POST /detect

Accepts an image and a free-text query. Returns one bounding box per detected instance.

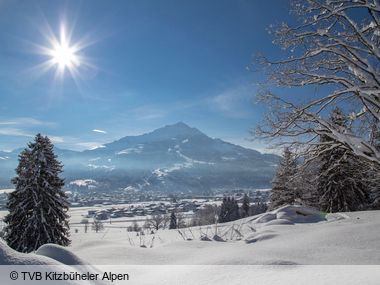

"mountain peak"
[152,122,204,137]
[163,122,192,130]
[171,121,189,128]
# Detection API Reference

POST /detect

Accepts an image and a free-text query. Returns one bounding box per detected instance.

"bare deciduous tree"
[255,0,380,164]
[176,212,187,228]
[191,205,219,226]
[91,220,104,233]
[146,214,168,230]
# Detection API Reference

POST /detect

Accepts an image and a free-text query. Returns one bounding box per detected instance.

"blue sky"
[0,0,291,152]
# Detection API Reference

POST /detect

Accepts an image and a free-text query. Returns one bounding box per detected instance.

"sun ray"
[29,18,94,81]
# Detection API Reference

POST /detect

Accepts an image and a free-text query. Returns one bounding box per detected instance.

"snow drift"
[0,240,88,266]
[36,244,90,265]
[249,205,327,225]
[0,240,62,265]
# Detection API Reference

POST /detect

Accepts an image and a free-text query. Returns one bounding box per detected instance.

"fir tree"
[241,193,250,217]
[297,156,320,208]
[269,147,297,210]
[169,211,177,229]
[369,118,380,151]
[230,198,240,221]
[250,201,268,216]
[4,134,70,253]
[218,197,229,223]
[317,108,370,212]
[219,197,240,223]
[368,119,380,209]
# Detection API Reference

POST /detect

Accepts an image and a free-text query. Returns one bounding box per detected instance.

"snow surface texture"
[0,240,62,265]
[67,205,380,265]
[249,205,326,225]
[35,244,90,265]
[1,205,380,266]
[1,206,380,284]
[0,242,101,285]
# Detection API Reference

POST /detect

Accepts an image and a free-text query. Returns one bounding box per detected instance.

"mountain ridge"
[0,122,279,192]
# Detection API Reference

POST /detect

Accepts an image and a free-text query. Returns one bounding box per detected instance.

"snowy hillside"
[2,205,379,266]
[1,206,380,284]
[65,205,380,265]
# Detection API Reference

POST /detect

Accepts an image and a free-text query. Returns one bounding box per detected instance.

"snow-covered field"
[66,205,380,265]
[1,205,380,284]
[0,189,13,194]
[1,205,380,265]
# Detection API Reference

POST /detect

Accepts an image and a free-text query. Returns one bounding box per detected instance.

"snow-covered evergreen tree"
[269,147,297,210]
[250,201,268,216]
[230,198,240,221]
[4,134,70,253]
[169,211,177,229]
[241,193,250,217]
[366,169,380,210]
[218,197,229,223]
[368,119,380,209]
[297,156,320,208]
[317,108,370,213]
[219,197,240,223]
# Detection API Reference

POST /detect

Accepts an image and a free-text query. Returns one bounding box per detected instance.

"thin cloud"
[0,117,55,127]
[0,130,64,144]
[76,142,106,150]
[208,85,254,118]
[49,136,65,143]
[46,135,107,151]
[93,129,107,134]
[42,136,107,151]
[0,127,33,137]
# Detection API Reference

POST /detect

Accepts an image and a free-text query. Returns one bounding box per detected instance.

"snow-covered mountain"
[0,122,279,192]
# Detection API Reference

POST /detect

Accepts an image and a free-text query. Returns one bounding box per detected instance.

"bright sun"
[31,21,92,80]
[48,26,80,72]
[51,41,79,70]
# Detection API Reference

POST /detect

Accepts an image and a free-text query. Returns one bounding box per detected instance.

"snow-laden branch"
[256,0,380,164]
